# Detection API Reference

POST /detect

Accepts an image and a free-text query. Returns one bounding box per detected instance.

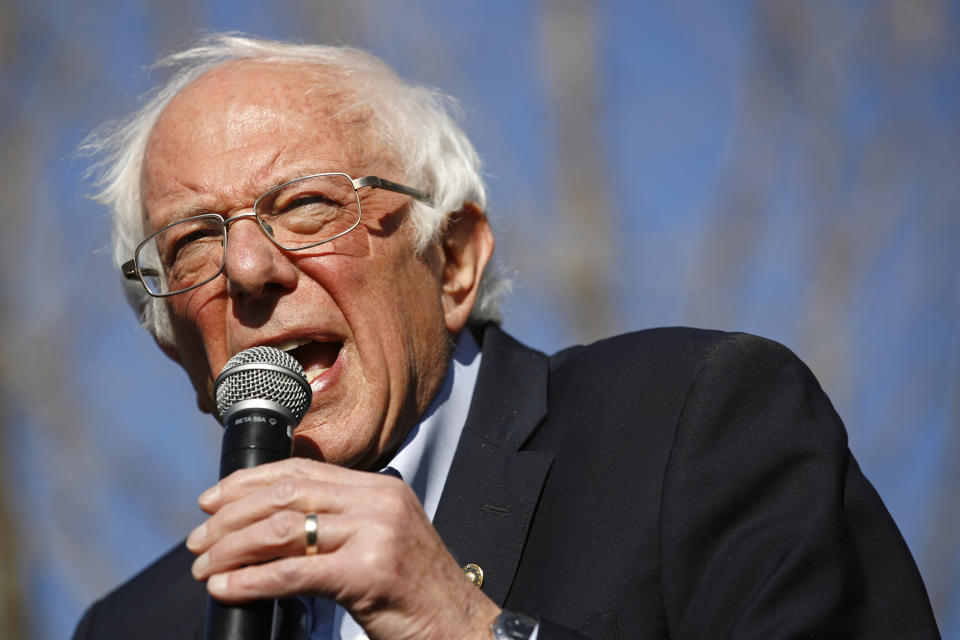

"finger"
[188,478,374,553]
[198,458,386,513]
[192,511,351,580]
[204,555,336,604]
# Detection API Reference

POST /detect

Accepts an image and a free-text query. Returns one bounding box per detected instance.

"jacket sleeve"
[658,333,940,639]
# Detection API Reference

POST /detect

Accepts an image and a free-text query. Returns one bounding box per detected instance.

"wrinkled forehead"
[142,60,389,190]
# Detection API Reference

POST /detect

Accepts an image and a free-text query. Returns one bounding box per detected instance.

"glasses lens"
[136,215,225,295]
[255,174,361,250]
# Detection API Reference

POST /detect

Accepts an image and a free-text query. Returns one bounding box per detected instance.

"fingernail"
[192,552,209,579]
[199,485,220,507]
[208,574,226,594]
[186,523,206,550]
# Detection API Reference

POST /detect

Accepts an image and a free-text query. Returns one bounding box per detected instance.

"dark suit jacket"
[73,325,941,639]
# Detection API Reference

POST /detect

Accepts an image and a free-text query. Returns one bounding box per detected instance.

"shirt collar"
[380,329,482,521]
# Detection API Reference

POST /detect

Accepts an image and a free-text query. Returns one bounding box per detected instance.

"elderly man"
[74,35,940,640]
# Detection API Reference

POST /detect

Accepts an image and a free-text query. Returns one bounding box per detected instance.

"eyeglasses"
[122,173,431,297]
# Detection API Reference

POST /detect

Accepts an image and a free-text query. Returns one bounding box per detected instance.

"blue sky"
[5,1,958,638]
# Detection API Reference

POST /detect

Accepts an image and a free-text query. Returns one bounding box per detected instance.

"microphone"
[204,346,312,640]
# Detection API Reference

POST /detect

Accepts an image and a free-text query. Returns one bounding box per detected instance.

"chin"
[290,422,378,469]
[291,433,326,461]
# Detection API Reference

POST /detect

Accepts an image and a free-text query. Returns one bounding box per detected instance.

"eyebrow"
[263,165,348,189]
[147,204,219,228]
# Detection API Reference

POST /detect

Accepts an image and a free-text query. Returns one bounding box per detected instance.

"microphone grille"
[214,346,312,423]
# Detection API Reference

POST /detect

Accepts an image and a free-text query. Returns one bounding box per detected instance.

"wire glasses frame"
[121,173,431,298]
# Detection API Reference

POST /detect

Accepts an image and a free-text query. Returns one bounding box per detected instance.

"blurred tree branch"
[539,0,617,342]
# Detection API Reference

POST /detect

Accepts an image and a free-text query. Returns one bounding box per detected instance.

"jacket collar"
[433,324,554,606]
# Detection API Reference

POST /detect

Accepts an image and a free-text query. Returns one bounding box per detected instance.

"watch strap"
[490,610,539,640]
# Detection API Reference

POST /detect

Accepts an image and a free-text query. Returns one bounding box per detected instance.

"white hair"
[83,33,507,345]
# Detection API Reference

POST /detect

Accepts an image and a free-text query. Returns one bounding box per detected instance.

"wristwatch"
[490,610,539,640]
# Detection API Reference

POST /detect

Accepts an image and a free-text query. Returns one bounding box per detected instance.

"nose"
[223,213,298,300]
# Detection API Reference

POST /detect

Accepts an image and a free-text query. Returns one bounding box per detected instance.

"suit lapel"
[433,325,553,606]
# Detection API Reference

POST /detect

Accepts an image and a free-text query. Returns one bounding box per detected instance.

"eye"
[268,191,344,219]
[253,174,361,247]
[174,227,216,252]
[263,190,348,238]
[283,193,340,212]
[157,219,221,265]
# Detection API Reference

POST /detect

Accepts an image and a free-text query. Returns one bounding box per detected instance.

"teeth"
[265,338,337,384]
[305,367,330,383]
[273,338,312,352]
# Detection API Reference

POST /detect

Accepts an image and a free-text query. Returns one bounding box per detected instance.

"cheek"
[166,315,216,407]
[290,233,373,306]
[377,255,449,373]
[168,288,228,368]
[309,240,445,372]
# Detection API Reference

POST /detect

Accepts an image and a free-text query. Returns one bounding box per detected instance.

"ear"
[154,335,217,416]
[438,201,495,334]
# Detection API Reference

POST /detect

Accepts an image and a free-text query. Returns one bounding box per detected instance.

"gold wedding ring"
[304,513,318,555]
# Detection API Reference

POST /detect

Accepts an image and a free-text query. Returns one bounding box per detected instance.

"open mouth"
[273,338,343,384]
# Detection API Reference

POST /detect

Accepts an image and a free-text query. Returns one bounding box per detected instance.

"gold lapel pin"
[462,563,484,588]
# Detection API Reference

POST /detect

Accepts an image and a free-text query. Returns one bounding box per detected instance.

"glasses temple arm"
[121,259,160,280]
[353,176,432,204]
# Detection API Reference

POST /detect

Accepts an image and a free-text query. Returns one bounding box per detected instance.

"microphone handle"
[218,416,294,479]
[204,416,294,640]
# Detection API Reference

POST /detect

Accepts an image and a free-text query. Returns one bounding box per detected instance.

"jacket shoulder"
[536,327,818,473]
[548,326,797,389]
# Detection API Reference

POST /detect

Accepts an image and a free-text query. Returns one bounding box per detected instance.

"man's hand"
[186,458,500,640]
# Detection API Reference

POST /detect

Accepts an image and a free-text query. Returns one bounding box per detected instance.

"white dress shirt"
[304,330,482,640]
